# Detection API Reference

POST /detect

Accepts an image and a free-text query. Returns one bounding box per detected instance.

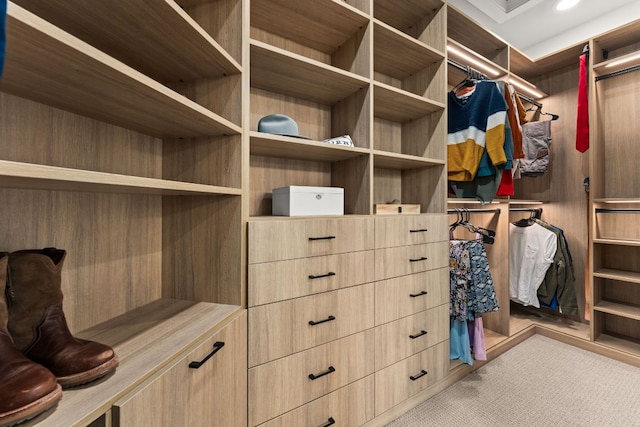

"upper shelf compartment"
[250,0,370,77]
[10,0,241,83]
[1,3,241,139]
[447,6,508,70]
[374,0,445,52]
[250,40,370,105]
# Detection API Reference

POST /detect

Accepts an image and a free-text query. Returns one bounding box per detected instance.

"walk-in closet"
[1,0,639,426]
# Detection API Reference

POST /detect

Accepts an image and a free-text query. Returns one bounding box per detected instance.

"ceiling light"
[509,78,545,99]
[555,0,580,11]
[446,45,501,77]
[605,52,640,68]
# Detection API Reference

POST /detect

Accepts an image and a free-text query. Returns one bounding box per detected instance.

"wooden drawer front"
[375,214,448,249]
[374,340,449,416]
[248,250,375,307]
[375,241,448,280]
[258,376,374,427]
[249,330,375,426]
[375,267,448,325]
[249,284,374,367]
[113,311,247,427]
[374,304,449,370]
[248,217,374,264]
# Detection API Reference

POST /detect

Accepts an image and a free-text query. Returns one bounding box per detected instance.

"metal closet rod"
[447,208,501,214]
[595,208,640,213]
[446,58,543,108]
[510,207,543,213]
[595,63,640,82]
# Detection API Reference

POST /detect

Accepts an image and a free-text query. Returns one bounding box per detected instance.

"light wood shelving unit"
[589,18,640,357]
[1,1,247,425]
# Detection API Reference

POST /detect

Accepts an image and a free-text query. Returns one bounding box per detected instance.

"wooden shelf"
[0,160,242,196]
[250,131,370,162]
[251,0,369,54]
[374,0,443,34]
[1,3,241,139]
[10,0,241,82]
[594,268,640,285]
[373,151,444,170]
[249,40,370,105]
[594,198,640,204]
[595,333,640,355]
[594,301,640,321]
[373,82,444,122]
[38,299,241,427]
[593,238,640,247]
[374,20,443,80]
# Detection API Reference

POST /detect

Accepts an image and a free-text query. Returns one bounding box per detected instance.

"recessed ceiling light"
[555,0,580,11]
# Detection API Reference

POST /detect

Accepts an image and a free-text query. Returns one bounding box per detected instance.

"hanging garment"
[447,80,507,181]
[576,52,589,153]
[450,319,474,365]
[535,220,579,317]
[520,120,552,176]
[467,317,487,361]
[504,82,526,160]
[465,239,500,320]
[449,240,471,322]
[509,222,557,308]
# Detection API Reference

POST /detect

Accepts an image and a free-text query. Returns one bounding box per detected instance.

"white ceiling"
[447,0,640,60]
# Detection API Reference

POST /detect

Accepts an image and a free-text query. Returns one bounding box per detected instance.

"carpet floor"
[386,334,640,427]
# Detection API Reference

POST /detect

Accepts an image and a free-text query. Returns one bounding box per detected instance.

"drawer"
[249,284,374,367]
[249,330,375,426]
[258,376,374,427]
[248,217,374,264]
[374,340,449,416]
[375,241,448,280]
[248,250,375,307]
[375,268,448,325]
[113,311,247,427]
[374,304,449,370]
[375,214,448,249]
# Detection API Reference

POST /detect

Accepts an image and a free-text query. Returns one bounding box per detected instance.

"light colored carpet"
[386,335,640,427]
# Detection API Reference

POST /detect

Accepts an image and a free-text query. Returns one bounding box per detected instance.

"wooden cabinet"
[112,311,247,427]
[589,20,640,355]
[1,1,246,425]
[247,0,448,424]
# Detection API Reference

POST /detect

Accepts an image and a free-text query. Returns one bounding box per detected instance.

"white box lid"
[272,186,344,194]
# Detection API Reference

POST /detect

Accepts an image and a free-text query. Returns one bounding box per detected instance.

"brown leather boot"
[0,254,62,427]
[7,248,118,388]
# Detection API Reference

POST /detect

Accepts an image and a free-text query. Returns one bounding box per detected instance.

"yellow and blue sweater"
[448,81,507,181]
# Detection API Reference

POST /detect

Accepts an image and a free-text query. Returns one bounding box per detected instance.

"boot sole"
[57,355,119,388]
[0,383,62,427]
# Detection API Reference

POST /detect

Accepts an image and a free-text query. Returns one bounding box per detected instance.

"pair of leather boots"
[0,248,119,427]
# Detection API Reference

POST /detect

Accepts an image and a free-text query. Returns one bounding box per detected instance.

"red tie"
[576,53,589,153]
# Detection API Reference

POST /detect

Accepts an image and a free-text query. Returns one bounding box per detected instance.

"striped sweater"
[448,81,507,181]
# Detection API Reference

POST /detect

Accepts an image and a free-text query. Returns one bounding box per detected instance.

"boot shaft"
[6,248,66,351]
[0,254,9,332]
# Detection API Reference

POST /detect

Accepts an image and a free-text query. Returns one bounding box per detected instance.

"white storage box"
[272,186,344,216]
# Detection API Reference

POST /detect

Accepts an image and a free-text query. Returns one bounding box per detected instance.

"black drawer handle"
[309,236,336,241]
[409,257,428,262]
[322,417,336,427]
[410,290,428,298]
[309,366,335,380]
[409,330,428,339]
[309,315,336,326]
[410,369,428,381]
[309,272,336,280]
[409,228,428,233]
[189,341,224,369]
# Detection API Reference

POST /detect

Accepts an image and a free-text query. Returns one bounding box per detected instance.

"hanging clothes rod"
[447,208,501,214]
[595,63,640,82]
[517,93,542,109]
[595,208,640,214]
[447,58,489,80]
[510,207,543,214]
